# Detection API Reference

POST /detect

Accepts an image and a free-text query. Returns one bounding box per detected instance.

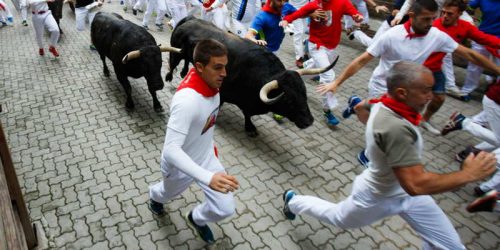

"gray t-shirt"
[362,103,423,197]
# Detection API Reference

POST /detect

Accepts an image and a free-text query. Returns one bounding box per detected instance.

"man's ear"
[394,87,408,100]
[195,62,204,73]
[408,11,415,19]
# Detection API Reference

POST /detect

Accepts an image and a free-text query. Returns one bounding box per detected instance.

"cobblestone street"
[1,1,499,249]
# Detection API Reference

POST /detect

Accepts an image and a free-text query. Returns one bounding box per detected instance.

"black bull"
[166,16,336,136]
[91,12,180,111]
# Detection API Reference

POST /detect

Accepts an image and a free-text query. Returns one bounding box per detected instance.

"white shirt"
[161,88,221,185]
[366,25,458,95]
[28,0,49,13]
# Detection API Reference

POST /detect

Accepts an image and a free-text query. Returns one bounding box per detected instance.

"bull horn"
[122,50,141,64]
[259,80,284,104]
[296,55,339,76]
[159,45,182,53]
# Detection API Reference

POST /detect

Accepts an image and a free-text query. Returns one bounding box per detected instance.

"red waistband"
[32,10,46,14]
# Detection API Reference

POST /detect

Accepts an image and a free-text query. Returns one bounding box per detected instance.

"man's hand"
[352,14,364,23]
[279,20,289,27]
[374,5,389,13]
[390,16,402,26]
[309,9,327,21]
[391,9,399,16]
[209,172,239,193]
[461,151,497,182]
[316,80,339,95]
[255,39,267,46]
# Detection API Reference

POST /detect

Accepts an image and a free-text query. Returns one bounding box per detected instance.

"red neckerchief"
[404,21,426,39]
[262,0,280,15]
[486,47,500,58]
[177,68,219,97]
[369,94,422,126]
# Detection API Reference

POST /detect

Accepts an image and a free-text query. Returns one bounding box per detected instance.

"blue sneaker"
[441,112,466,136]
[185,211,215,244]
[357,149,369,168]
[324,111,340,126]
[282,189,296,220]
[460,94,471,102]
[342,95,362,119]
[148,199,165,216]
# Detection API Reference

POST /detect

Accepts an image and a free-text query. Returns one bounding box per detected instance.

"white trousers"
[75,7,97,31]
[201,5,228,31]
[133,0,147,10]
[462,96,500,191]
[32,11,60,48]
[309,42,338,110]
[343,0,368,29]
[462,42,500,95]
[149,163,235,226]
[143,0,167,26]
[288,173,465,249]
[292,18,307,60]
[166,0,187,28]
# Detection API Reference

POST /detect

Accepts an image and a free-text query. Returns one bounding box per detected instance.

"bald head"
[386,61,434,112]
[387,61,432,95]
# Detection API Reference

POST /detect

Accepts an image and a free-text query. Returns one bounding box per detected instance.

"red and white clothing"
[284,0,360,110]
[366,22,458,97]
[149,68,235,226]
[201,0,230,31]
[28,0,60,49]
[424,18,500,73]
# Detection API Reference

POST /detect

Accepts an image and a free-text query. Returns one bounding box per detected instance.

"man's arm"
[454,44,500,75]
[393,152,496,195]
[466,23,500,49]
[282,1,317,24]
[317,52,374,94]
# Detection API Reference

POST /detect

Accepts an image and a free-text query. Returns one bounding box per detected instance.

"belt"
[32,10,46,14]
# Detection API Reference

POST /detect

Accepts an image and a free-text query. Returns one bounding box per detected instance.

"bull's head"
[259,57,339,129]
[121,45,181,90]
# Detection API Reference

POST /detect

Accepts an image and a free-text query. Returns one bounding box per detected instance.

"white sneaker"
[420,121,440,135]
[446,85,464,97]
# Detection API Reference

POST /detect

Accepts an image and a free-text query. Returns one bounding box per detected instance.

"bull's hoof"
[165,73,173,82]
[154,105,163,112]
[245,130,258,138]
[125,102,135,110]
[104,70,110,77]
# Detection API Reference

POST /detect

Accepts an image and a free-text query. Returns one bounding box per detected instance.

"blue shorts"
[432,71,446,94]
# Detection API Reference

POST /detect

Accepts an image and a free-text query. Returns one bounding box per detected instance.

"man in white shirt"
[148,39,239,244]
[318,0,500,124]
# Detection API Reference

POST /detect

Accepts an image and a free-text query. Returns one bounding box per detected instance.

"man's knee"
[211,201,235,220]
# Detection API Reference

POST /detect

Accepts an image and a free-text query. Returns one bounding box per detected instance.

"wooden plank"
[0,123,37,249]
[0,158,27,250]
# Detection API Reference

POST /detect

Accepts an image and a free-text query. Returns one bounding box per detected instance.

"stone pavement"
[0,1,498,249]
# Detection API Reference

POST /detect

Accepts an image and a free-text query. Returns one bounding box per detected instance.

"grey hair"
[386,61,432,94]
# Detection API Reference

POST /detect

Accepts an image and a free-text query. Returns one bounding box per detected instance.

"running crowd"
[1,0,499,247]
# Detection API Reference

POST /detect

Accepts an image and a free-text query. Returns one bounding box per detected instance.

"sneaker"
[420,121,440,135]
[282,189,296,220]
[324,110,340,126]
[123,6,128,12]
[22,20,28,26]
[441,112,466,136]
[460,94,471,102]
[6,16,13,24]
[120,0,124,4]
[345,27,358,40]
[357,149,369,168]
[311,75,320,82]
[155,23,163,31]
[295,57,304,69]
[49,46,59,57]
[455,146,481,163]
[89,44,97,51]
[132,8,137,15]
[273,113,285,124]
[446,85,463,97]
[39,48,45,56]
[342,95,361,119]
[148,199,165,216]
[185,211,215,244]
[142,24,149,30]
[466,190,498,213]
[474,186,487,197]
